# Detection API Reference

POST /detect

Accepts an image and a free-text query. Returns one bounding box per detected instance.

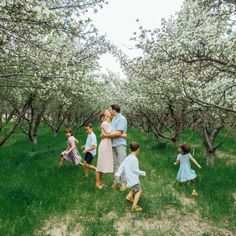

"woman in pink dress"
[96,110,126,189]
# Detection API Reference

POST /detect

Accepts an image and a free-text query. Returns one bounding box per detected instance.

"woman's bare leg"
[100,172,103,185]
[96,171,101,186]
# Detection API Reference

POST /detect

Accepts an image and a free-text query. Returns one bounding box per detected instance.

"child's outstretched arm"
[174,160,179,166]
[133,159,146,176]
[138,170,146,176]
[83,145,96,154]
[190,156,201,169]
[174,154,181,165]
[66,142,76,154]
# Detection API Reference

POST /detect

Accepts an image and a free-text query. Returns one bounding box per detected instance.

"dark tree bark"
[0,94,34,146]
[0,107,2,131]
[198,123,229,166]
[20,101,47,144]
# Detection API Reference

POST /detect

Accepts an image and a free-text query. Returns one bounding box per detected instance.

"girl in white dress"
[174,144,201,183]
[60,128,82,166]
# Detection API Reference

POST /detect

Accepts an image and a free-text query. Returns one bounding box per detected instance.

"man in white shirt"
[115,142,146,212]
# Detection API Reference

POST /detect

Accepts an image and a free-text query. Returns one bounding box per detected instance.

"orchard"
[1,0,235,165]
[0,1,236,235]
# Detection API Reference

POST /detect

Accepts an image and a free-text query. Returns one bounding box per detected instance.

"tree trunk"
[0,109,2,131]
[206,150,215,166]
[29,132,37,144]
[30,107,46,144]
[171,137,178,147]
[153,132,161,142]
[53,130,59,137]
[198,123,224,166]
[0,95,34,146]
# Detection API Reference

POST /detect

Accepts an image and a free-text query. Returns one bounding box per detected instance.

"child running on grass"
[81,123,97,177]
[60,128,82,167]
[115,142,146,212]
[174,144,201,195]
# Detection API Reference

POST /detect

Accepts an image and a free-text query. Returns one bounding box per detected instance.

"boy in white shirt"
[81,123,97,177]
[115,142,146,212]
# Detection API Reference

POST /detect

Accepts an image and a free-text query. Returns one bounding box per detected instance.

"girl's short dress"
[61,136,82,165]
[176,153,196,182]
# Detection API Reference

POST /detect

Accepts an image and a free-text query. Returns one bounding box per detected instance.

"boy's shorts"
[131,184,142,193]
[84,152,94,164]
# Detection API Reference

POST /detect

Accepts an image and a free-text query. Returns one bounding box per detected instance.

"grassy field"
[0,125,235,235]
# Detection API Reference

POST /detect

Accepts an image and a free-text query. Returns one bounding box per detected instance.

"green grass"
[0,125,235,235]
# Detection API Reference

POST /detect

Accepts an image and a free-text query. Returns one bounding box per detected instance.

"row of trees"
[0,0,110,145]
[110,0,236,165]
[1,0,235,166]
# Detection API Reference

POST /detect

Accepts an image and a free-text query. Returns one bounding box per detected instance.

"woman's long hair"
[98,111,106,129]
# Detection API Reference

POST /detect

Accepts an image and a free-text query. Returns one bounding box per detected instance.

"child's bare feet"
[95,184,103,190]
[112,183,120,190]
[126,195,134,203]
[192,189,198,196]
[120,183,126,192]
[131,206,143,212]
